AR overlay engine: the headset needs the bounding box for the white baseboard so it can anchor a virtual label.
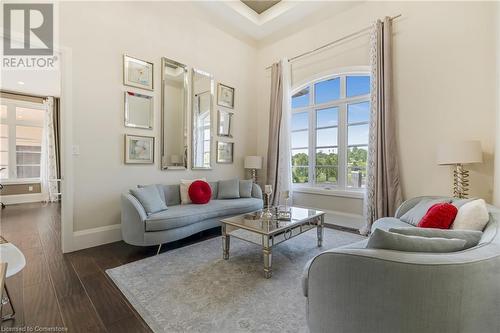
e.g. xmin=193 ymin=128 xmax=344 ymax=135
xmin=1 ymin=193 xmax=45 ymax=205
xmin=70 ymin=223 xmax=122 ymax=252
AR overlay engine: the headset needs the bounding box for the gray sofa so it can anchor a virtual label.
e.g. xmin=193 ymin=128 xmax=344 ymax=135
xmin=303 ymin=196 xmax=500 ymax=333
xmin=121 ymin=182 xmax=263 ymax=247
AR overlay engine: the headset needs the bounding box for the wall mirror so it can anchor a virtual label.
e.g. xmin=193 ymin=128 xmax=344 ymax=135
xmin=124 ymin=91 xmax=153 ymax=129
xmin=191 ymin=68 xmax=214 ymax=169
xmin=161 ymin=57 xmax=188 ymax=170
xmin=217 ymin=109 xmax=233 ymax=137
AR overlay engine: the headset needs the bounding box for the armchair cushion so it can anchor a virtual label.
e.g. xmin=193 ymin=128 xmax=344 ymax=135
xmin=130 ymin=185 xmax=168 ymax=216
xmin=366 ymin=229 xmax=466 ymax=253
xmin=417 ymin=203 xmax=457 ymax=229
xmin=451 ymin=199 xmax=490 ymax=231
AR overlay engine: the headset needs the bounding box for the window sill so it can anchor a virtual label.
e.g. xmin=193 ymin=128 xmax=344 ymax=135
xmin=0 ymin=179 xmax=41 ymax=185
xmin=293 ymin=186 xmax=365 ymax=199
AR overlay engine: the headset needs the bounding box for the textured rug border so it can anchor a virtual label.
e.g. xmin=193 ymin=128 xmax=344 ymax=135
xmin=107 ymin=266 xmax=164 ymax=333
xmin=106 ymin=237 xmax=224 ymax=333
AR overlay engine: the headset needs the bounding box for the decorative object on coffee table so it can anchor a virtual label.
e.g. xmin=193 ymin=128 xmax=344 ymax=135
xmin=244 ymin=156 xmax=262 ymax=183
xmin=221 ymin=207 xmax=325 ymax=278
xmin=437 ymin=140 xmax=482 ymax=198
xmin=262 ymin=185 xmax=273 ymax=220
xmin=278 ymin=190 xmax=291 ymax=220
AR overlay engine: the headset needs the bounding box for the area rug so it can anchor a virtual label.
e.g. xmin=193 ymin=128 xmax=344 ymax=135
xmin=106 ymin=228 xmax=365 ymax=333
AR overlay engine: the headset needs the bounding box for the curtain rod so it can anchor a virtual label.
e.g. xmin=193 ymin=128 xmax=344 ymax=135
xmin=265 ymin=14 xmax=402 ymax=70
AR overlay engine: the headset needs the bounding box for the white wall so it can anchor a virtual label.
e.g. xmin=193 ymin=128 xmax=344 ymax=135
xmin=59 ymin=1 xmax=498 ymax=249
xmin=494 ymin=2 xmax=500 ymax=207
xmin=60 ymin=2 xmax=258 ymax=232
xmin=256 ymin=1 xmax=497 ymax=215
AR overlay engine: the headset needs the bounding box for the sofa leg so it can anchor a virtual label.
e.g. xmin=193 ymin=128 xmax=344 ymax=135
xmin=157 ymin=244 xmax=162 ymax=255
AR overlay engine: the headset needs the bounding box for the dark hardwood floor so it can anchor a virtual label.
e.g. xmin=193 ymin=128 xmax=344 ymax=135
xmin=0 ymin=202 xmax=220 ymax=332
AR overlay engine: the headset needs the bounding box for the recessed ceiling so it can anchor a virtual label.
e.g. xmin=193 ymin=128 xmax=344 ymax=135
xmin=241 ymin=1 xmax=281 ymax=14
xmin=196 ymin=1 xmax=363 ymax=42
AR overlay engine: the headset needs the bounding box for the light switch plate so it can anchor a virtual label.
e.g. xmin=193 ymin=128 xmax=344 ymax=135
xmin=72 ymin=145 xmax=80 ymax=155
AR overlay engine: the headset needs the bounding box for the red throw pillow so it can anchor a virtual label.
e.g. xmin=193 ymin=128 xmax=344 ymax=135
xmin=188 ymin=180 xmax=212 ymax=204
xmin=417 ymin=203 xmax=458 ymax=229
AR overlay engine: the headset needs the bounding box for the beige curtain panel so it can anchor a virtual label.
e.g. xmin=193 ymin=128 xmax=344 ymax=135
xmin=267 ymin=62 xmax=284 ymax=206
xmin=362 ymin=17 xmax=403 ymax=234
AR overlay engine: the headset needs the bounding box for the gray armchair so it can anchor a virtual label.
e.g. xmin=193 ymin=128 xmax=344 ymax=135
xmin=303 ymin=196 xmax=500 ymax=333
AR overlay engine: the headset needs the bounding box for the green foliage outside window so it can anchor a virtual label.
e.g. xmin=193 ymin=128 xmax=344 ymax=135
xmin=292 ymin=147 xmax=368 ymax=186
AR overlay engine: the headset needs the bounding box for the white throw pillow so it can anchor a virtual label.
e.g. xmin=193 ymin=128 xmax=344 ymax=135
xmin=180 ymin=178 xmax=206 ymax=205
xmin=451 ymin=199 xmax=489 ymax=231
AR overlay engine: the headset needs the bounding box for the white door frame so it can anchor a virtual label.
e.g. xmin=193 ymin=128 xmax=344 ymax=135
xmin=60 ymin=47 xmax=75 ymax=253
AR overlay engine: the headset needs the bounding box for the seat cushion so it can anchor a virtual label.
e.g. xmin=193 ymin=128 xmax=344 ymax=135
xmin=145 ymin=198 xmax=263 ymax=232
xmin=371 ymin=217 xmax=413 ymax=233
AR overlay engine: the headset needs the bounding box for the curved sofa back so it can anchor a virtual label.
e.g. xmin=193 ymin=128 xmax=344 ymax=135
xmin=145 ymin=181 xmax=263 ymax=207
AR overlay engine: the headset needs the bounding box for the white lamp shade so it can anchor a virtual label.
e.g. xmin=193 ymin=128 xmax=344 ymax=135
xmin=170 ymin=155 xmax=181 ymax=164
xmin=244 ymin=156 xmax=262 ymax=169
xmin=437 ymin=140 xmax=483 ymax=165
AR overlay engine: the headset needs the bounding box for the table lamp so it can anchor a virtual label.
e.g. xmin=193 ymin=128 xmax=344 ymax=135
xmin=437 ymin=140 xmax=482 ymax=198
xmin=171 ymin=155 xmax=181 ymax=166
xmin=244 ymin=156 xmax=263 ymax=183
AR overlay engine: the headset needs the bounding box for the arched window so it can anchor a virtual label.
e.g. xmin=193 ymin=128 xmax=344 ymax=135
xmin=291 ymin=71 xmax=370 ymax=193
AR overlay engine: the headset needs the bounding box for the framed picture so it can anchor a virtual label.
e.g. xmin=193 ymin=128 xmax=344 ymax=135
xmin=217 ymin=83 xmax=234 ymax=109
xmin=124 ymin=91 xmax=153 ymax=129
xmin=217 ymin=109 xmax=233 ymax=137
xmin=123 ymin=55 xmax=154 ymax=91
xmin=125 ymin=134 xmax=154 ymax=164
xmin=216 ymin=141 xmax=233 ymax=164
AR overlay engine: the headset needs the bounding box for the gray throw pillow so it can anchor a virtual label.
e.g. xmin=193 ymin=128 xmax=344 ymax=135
xmin=218 ymin=179 xmax=240 ymax=199
xmin=400 ymin=198 xmax=450 ymax=226
xmin=137 ymin=184 xmax=166 ymax=204
xmin=366 ymin=229 xmax=466 ymax=253
xmin=389 ymin=227 xmax=483 ymax=249
xmin=130 ymin=185 xmax=168 ymax=215
xmin=239 ymin=180 xmax=253 ymax=198
xmin=251 ymin=183 xmax=262 ymax=199
xmin=209 ymin=182 xmax=218 ymax=200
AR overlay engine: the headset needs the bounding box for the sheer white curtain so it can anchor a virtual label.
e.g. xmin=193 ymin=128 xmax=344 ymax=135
xmin=266 ymin=58 xmax=292 ymax=206
xmin=41 ymin=97 xmax=59 ymax=202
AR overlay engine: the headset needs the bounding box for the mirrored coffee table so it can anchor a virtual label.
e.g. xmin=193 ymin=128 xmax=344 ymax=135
xmin=220 ymin=207 xmax=325 ymax=278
